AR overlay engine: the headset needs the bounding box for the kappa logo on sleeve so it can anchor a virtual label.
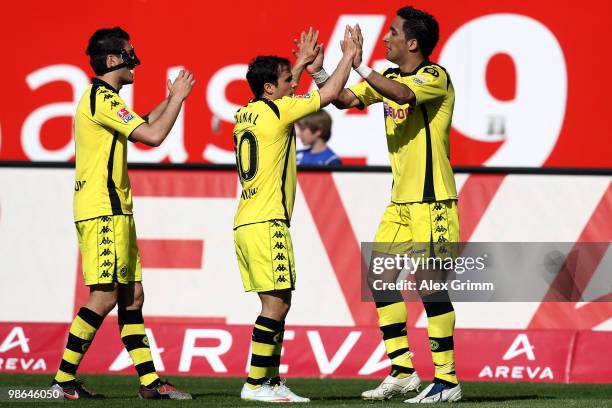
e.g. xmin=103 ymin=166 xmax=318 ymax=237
xmin=116 ymin=107 xmax=135 ymax=123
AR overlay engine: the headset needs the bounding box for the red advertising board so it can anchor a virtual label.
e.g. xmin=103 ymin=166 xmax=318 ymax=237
xmin=1 ymin=322 xmax=609 ymax=383
xmin=1 ymin=0 xmax=611 ymax=167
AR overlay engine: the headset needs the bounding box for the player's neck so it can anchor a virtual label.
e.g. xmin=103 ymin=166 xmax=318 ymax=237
xmin=398 ymin=55 xmax=425 ymax=75
xmin=95 ymin=75 xmax=122 ymax=92
xmin=309 ymin=139 xmax=327 ymax=154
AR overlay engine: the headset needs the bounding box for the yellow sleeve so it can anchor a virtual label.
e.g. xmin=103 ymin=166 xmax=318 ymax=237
xmin=348 ymin=79 xmax=383 ymax=108
xmin=401 ymin=65 xmax=448 ymax=106
xmin=275 ymin=90 xmax=321 ymax=126
xmin=94 ymin=93 xmax=145 ymax=137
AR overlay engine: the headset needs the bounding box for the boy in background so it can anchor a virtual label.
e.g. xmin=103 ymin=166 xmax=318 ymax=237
xmin=296 ymin=110 xmax=341 ymax=165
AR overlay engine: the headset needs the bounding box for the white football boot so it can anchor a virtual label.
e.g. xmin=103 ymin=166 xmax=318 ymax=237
xmin=361 ymin=372 xmax=422 ymax=401
xmin=273 ymin=380 xmax=310 ymax=403
xmin=404 ymin=382 xmax=462 ymax=403
xmin=241 ymin=382 xmax=290 ymax=403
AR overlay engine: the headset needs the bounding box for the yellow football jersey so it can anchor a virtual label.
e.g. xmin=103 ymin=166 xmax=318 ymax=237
xmin=350 ymin=61 xmax=457 ymax=203
xmin=73 ymin=78 xmax=145 ymax=222
xmin=233 ymin=91 xmax=321 ymax=229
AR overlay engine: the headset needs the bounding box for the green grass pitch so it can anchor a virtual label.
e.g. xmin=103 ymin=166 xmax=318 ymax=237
xmin=0 ymin=374 xmax=610 ymax=407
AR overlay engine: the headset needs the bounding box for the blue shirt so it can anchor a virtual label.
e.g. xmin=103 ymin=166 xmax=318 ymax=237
xmin=296 ymin=147 xmax=342 ymax=166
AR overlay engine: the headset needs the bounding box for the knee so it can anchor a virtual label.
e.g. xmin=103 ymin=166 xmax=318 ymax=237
xmin=131 ymin=287 xmax=144 ymax=309
xmin=94 ymin=296 xmax=118 ymax=316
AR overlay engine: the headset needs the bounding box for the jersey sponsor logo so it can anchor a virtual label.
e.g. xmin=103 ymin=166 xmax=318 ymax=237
xmin=383 ymin=103 xmax=412 ymax=120
xmin=116 ymin=107 xmax=135 ymax=123
xmin=294 ymin=93 xmax=311 ymax=99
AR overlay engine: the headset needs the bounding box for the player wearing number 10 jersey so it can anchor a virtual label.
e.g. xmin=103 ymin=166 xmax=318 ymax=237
xmin=233 ymin=27 xmax=358 ymax=403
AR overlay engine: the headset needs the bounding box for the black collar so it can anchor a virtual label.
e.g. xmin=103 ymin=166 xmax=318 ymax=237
xmin=91 ymin=77 xmax=119 ymax=93
xmin=250 ymin=97 xmax=280 ymax=119
xmin=391 ymin=59 xmax=431 ymax=77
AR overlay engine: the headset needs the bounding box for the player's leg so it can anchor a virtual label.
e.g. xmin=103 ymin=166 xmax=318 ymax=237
xmin=236 ymin=221 xmax=308 ymax=403
xmin=114 ymin=215 xmax=191 ymax=400
xmin=405 ymin=200 xmax=461 ymax=404
xmin=52 ymin=216 xmax=119 ymax=399
xmin=362 ymin=204 xmax=421 ymax=401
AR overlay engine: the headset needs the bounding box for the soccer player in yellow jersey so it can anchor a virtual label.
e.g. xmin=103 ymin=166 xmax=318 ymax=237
xmin=307 ymin=7 xmax=462 ymax=404
xmin=51 ymin=27 xmax=193 ymax=400
xmin=234 ymin=27 xmax=357 ymax=403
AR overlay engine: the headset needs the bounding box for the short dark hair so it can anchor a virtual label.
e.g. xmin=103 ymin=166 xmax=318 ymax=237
xmin=396 ymin=6 xmax=439 ymax=58
xmin=297 ymin=110 xmax=333 ymax=142
xmin=86 ymin=27 xmax=130 ymax=75
xmin=246 ymin=56 xmax=291 ymax=98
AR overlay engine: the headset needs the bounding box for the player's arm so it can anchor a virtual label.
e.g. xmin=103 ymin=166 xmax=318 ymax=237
xmin=317 ymin=26 xmax=357 ymax=107
xmin=304 ymin=44 xmax=361 ymax=109
xmin=129 ymin=70 xmax=195 ymax=146
xmin=142 ymin=97 xmax=169 ymax=123
xmin=350 ymin=24 xmax=415 ymax=106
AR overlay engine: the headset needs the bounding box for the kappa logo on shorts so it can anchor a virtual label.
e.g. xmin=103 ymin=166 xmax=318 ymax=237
xmin=100 ymin=270 xmax=111 ymax=278
xmin=119 ymin=265 xmax=127 ymax=277
xmin=272 ymin=221 xmax=281 ymax=227
xmin=273 ymin=242 xmax=285 ymax=250
xmin=435 ymin=226 xmax=448 ymax=233
xmin=433 ymin=203 xmax=443 ymax=211
xmin=100 ymin=216 xmax=111 ymax=222
xmin=275 ymin=264 xmax=287 ymax=272
xmin=99 ymin=226 xmax=112 ymax=234
xmin=100 ymin=248 xmax=112 ymax=257
xmin=100 ymin=260 xmax=113 ymax=268
xmin=437 ymin=246 xmax=448 ymax=254
xmin=273 ymin=231 xmax=284 ymax=238
xmin=100 ymin=237 xmax=113 ymax=245
xmin=274 ymin=253 xmax=287 ymax=261
xmin=437 ymin=236 xmax=448 ymax=243
xmin=277 ymin=275 xmax=288 ymax=283
xmin=434 ymin=214 xmax=445 ymax=222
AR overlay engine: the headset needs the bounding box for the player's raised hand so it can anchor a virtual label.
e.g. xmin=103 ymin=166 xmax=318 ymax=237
xmin=293 ymin=27 xmax=321 ymax=68
xmin=167 ymin=69 xmax=196 ymax=101
xmin=352 ymin=24 xmax=364 ymax=68
xmin=305 ymin=43 xmax=325 ymax=74
xmin=340 ymin=25 xmax=357 ymax=58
